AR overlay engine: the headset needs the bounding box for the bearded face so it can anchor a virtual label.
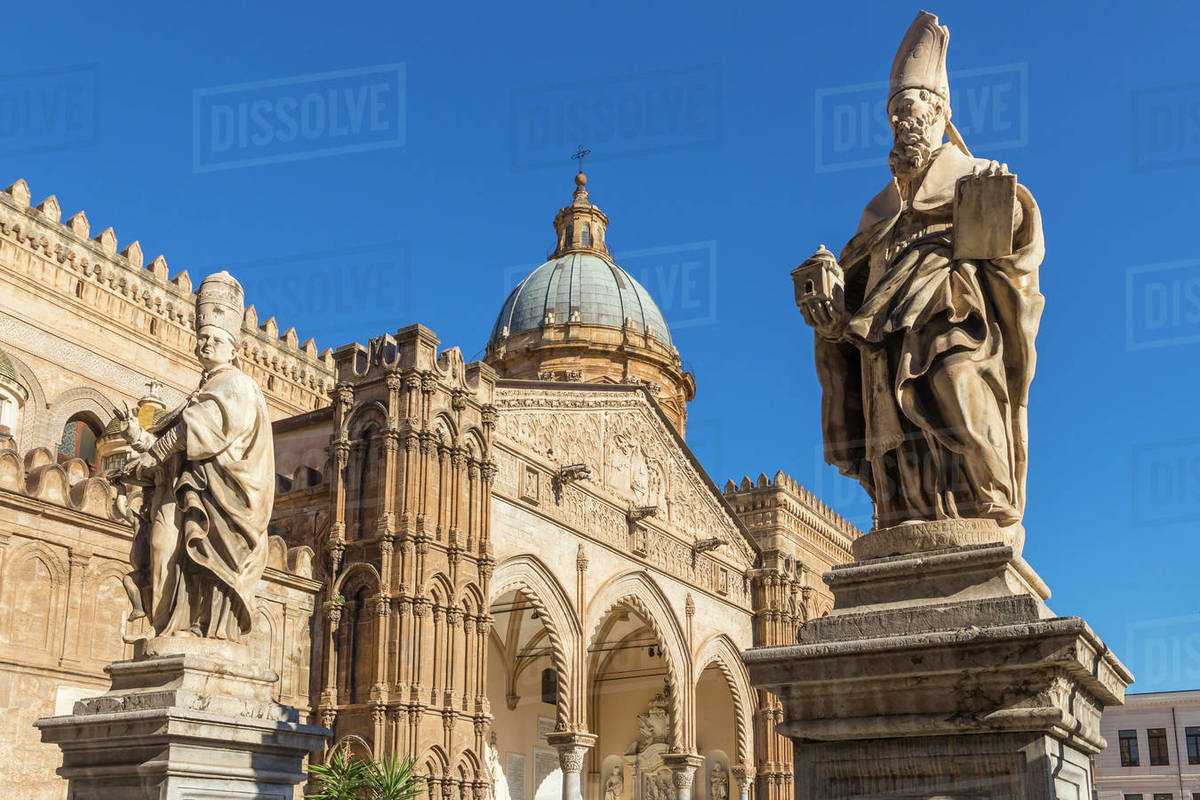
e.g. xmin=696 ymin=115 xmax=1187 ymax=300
xmin=888 ymin=89 xmax=947 ymax=178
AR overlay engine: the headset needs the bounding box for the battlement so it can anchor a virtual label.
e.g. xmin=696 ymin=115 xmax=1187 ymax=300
xmin=0 ymin=179 xmax=335 ymax=416
xmin=724 ymin=469 xmax=861 ymax=542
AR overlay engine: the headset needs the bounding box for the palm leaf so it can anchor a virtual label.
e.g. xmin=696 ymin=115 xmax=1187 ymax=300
xmin=368 ymin=755 xmax=425 ymax=800
xmin=306 ymin=744 xmax=372 ymax=800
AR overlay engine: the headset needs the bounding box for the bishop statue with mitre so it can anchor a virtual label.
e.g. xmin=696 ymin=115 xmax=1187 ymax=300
xmin=794 ymin=11 xmax=1044 ymax=530
xmin=113 ymin=271 xmax=274 ymax=642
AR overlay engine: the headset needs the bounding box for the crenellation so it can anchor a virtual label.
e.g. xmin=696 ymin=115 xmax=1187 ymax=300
xmin=93 ymin=226 xmax=117 ymax=254
xmin=0 ymin=180 xmax=334 ymax=417
xmin=6 ymin=179 xmax=30 ymax=207
xmin=36 ymin=195 xmax=60 ymax=223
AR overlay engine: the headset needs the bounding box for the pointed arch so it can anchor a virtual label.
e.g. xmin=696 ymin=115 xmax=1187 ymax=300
xmin=490 ymin=554 xmax=579 ymax=730
xmin=694 ymin=633 xmax=755 ymax=764
xmin=1 ymin=541 xmax=68 ymax=652
xmin=585 ymin=571 xmax=690 ymax=751
xmin=332 ymin=561 xmax=381 ymax=596
xmin=344 ymin=400 xmax=388 ymax=437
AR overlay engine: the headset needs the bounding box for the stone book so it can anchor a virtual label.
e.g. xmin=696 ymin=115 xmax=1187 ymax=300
xmin=953 ymin=171 xmax=1016 ymax=260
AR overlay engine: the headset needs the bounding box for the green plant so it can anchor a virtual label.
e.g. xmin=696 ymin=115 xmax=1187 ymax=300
xmin=307 ymin=747 xmax=424 ymax=800
xmin=369 ymin=755 xmax=424 ymax=800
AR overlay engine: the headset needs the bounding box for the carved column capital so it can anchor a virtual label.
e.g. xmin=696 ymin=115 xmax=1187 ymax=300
xmin=480 ymin=404 xmax=498 ymax=428
xmin=546 ymin=731 xmax=597 ymax=774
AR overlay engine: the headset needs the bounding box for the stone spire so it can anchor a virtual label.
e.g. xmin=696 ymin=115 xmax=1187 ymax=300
xmin=552 ymin=171 xmax=610 ymax=258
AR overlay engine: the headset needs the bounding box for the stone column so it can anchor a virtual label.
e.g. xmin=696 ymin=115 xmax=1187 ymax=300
xmin=546 ymin=731 xmax=596 ymax=800
xmin=730 ymin=765 xmax=753 ymax=800
xmin=662 ymin=754 xmax=704 ymax=800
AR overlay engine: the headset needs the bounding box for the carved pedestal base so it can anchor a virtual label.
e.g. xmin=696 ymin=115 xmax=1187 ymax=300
xmin=35 ymin=638 xmax=329 ymax=800
xmin=744 ymin=540 xmax=1132 ymax=800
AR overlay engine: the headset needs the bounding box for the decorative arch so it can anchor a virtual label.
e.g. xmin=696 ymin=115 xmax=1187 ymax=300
xmin=0 ymin=349 xmax=47 ymax=451
xmin=1 ymin=541 xmax=68 ymax=652
xmin=336 ymin=733 xmax=374 ymax=761
xmin=345 ymin=401 xmax=388 ymax=436
xmin=332 ymin=561 xmax=381 ymax=597
xmin=424 ymin=571 xmax=455 ymax=607
xmin=463 ymin=427 xmax=486 ymax=460
xmin=433 ymin=411 xmax=458 ymax=445
xmin=693 ymin=634 xmax=755 ymax=764
xmin=45 ymin=386 xmax=114 ymax=444
xmin=585 ymin=571 xmax=690 ymax=751
xmin=490 ymin=554 xmax=579 ymax=730
xmin=421 ymin=743 xmax=450 ymax=781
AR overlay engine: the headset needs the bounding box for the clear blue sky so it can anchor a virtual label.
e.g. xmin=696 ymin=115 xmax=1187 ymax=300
xmin=6 ymin=1 xmax=1198 ymax=691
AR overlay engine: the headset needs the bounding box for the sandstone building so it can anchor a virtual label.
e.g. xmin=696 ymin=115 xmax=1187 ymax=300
xmin=0 ymin=173 xmax=857 ymax=800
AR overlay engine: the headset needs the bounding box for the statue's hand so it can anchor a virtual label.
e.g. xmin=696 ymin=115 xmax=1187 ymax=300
xmin=113 ymin=401 xmax=151 ymax=451
xmin=970 ymin=159 xmax=1010 ymax=179
xmin=112 ymin=451 xmax=158 ymax=486
xmin=799 ymin=297 xmax=848 ymax=342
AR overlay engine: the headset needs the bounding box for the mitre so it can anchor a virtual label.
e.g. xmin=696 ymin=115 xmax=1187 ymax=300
xmin=195 ymin=270 xmax=245 ymax=341
xmin=890 ymin=10 xmax=950 ymax=102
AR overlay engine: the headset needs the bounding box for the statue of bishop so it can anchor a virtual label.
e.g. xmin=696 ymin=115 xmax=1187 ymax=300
xmin=113 ymin=271 xmax=274 ymax=642
xmin=795 ymin=11 xmax=1044 ymax=529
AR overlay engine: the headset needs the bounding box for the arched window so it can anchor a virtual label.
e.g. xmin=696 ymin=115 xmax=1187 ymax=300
xmin=58 ymin=414 xmax=100 ymax=470
xmin=565 ymin=225 xmax=574 ymax=249
xmin=541 ymin=667 xmax=557 ymax=705
xmin=580 ymin=224 xmax=592 ymax=247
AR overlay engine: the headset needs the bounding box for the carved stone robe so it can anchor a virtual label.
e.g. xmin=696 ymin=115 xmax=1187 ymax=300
xmin=817 ymin=145 xmax=1044 ymax=527
xmin=137 ymin=363 xmax=274 ymax=640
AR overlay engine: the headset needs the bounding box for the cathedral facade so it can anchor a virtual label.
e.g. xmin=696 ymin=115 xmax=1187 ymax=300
xmin=0 ymin=173 xmax=857 ymax=800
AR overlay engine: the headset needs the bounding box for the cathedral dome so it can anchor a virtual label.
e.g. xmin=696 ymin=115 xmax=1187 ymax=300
xmin=484 ymin=171 xmax=695 ymax=436
xmin=488 ymin=253 xmax=672 ymax=346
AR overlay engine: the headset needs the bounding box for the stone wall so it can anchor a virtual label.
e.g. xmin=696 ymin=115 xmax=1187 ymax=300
xmin=0 ymin=440 xmax=320 ymax=800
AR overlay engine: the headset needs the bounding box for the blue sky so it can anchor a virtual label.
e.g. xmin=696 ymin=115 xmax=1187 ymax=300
xmin=5 ymin=1 xmax=1198 ymax=691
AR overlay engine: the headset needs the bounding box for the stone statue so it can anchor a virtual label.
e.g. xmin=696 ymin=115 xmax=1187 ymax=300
xmin=604 ymin=765 xmax=624 ymax=800
xmin=111 ymin=271 xmax=274 ymax=642
xmin=794 ymin=11 xmax=1043 ymax=530
xmin=709 ymin=762 xmax=728 ymax=800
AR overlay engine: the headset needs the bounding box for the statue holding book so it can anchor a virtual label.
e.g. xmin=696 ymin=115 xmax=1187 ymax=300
xmin=793 ymin=11 xmax=1044 ymax=530
xmin=109 ymin=271 xmax=274 ymax=642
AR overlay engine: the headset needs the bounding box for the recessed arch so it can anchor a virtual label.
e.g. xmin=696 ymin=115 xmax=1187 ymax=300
xmin=694 ymin=633 xmax=755 ymax=765
xmin=332 ymin=561 xmax=381 ymax=597
xmin=0 ymin=349 xmax=46 ymax=451
xmin=585 ymin=571 xmax=690 ymax=751
xmin=489 ymin=555 xmax=577 ymax=730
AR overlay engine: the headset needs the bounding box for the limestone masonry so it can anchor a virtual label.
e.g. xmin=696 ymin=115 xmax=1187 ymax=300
xmin=0 ymin=172 xmax=855 ymax=800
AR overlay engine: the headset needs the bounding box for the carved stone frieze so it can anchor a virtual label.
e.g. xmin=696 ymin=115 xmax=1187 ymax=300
xmin=494 ymin=388 xmax=755 ymax=569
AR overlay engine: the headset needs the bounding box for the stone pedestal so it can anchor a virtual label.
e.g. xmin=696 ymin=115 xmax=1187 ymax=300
xmin=35 ymin=637 xmax=330 ymax=800
xmin=743 ymin=523 xmax=1132 ymax=800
